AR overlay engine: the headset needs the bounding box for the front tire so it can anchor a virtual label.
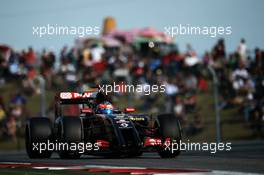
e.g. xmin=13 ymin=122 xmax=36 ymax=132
xmin=156 ymin=114 xmax=182 ymax=158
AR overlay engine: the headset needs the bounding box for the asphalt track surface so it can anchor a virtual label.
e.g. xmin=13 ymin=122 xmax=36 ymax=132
xmin=0 ymin=141 xmax=263 ymax=174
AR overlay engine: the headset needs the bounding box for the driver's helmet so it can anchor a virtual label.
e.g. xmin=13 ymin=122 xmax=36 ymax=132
xmin=97 ymin=101 xmax=114 ymax=114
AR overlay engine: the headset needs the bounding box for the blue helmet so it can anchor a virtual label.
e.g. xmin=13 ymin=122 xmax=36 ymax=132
xmin=97 ymin=101 xmax=113 ymax=114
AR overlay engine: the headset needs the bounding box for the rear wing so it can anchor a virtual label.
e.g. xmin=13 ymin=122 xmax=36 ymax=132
xmin=57 ymin=91 xmax=98 ymax=104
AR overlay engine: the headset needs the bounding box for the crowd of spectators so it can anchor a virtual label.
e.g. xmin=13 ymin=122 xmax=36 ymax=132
xmin=0 ymin=37 xmax=263 ymax=142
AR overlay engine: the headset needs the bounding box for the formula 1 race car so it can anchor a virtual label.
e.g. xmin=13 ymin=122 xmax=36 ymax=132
xmin=25 ymin=90 xmax=182 ymax=159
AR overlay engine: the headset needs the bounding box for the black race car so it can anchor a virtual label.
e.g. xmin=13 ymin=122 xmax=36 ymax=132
xmin=25 ymin=90 xmax=182 ymax=159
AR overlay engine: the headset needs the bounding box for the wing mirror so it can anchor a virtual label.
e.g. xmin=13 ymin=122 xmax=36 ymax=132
xmin=81 ymin=107 xmax=93 ymax=114
xmin=124 ymin=107 xmax=136 ymax=113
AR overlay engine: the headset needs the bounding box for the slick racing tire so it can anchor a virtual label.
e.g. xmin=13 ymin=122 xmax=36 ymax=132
xmin=156 ymin=114 xmax=182 ymax=158
xmin=25 ymin=117 xmax=53 ymax=159
xmin=58 ymin=117 xmax=82 ymax=159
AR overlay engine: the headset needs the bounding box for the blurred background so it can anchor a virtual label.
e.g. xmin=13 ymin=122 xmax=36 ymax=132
xmin=0 ymin=0 xmax=264 ymax=150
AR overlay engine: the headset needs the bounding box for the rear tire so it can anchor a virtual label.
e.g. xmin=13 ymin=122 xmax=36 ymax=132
xmin=58 ymin=117 xmax=82 ymax=159
xmin=25 ymin=117 xmax=53 ymax=159
xmin=156 ymin=114 xmax=181 ymax=158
